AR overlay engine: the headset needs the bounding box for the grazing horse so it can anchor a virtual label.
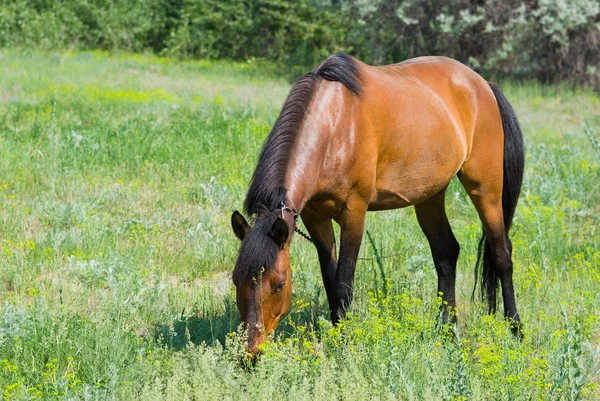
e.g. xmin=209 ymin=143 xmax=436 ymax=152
xmin=231 ymin=54 xmax=524 ymax=355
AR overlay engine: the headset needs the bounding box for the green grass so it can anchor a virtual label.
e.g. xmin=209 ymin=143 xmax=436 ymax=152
xmin=0 ymin=49 xmax=599 ymax=400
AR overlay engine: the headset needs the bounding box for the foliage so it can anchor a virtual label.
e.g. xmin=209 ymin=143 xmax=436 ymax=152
xmin=0 ymin=0 xmax=598 ymax=86
xmin=0 ymin=49 xmax=599 ymax=399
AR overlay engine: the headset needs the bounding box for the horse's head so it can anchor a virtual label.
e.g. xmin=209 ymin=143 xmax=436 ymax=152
xmin=230 ymin=210 xmax=293 ymax=356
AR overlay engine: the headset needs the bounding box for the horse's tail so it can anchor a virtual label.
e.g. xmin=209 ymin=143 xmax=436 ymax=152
xmin=475 ymin=83 xmax=525 ymax=313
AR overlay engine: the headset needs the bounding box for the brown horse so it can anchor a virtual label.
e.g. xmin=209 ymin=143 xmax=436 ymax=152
xmin=231 ymin=54 xmax=524 ymax=355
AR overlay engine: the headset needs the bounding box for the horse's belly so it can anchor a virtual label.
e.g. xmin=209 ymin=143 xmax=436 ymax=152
xmin=368 ymin=155 xmax=462 ymax=211
xmin=368 ymin=189 xmax=413 ymax=210
xmin=368 ymin=180 xmax=449 ymax=211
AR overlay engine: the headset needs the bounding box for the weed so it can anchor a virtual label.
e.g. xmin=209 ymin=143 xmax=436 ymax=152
xmin=0 ymin=49 xmax=598 ymax=400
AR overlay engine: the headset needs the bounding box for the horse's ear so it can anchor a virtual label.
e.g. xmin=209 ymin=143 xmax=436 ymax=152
xmin=271 ymin=217 xmax=289 ymax=248
xmin=231 ymin=211 xmax=250 ymax=241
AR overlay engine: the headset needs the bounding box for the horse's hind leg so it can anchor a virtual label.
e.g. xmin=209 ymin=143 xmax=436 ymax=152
xmin=414 ymin=189 xmax=460 ymax=324
xmin=458 ymin=171 xmax=521 ymax=332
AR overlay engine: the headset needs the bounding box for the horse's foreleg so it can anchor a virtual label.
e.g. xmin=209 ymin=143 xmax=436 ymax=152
xmin=331 ymin=199 xmax=367 ymax=325
xmin=301 ymin=213 xmax=338 ymax=312
xmin=414 ymin=189 xmax=460 ymax=324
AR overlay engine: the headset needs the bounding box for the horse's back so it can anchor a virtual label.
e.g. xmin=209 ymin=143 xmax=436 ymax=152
xmin=353 ymin=57 xmax=504 ymax=209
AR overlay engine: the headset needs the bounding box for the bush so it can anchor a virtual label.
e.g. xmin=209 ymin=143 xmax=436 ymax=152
xmin=0 ymin=0 xmax=598 ymax=88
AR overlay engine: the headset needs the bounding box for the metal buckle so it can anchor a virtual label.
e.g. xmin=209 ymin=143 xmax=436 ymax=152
xmin=276 ymin=201 xmax=297 ymax=220
xmin=275 ymin=201 xmax=312 ymax=243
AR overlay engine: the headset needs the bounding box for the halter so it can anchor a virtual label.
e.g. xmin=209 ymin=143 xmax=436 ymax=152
xmin=276 ymin=201 xmax=313 ymax=243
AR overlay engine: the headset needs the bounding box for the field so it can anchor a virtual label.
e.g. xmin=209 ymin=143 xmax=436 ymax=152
xmin=0 ymin=49 xmax=599 ymax=400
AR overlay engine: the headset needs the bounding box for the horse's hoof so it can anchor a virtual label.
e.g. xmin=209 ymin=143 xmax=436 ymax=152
xmin=509 ymin=319 xmax=524 ymax=340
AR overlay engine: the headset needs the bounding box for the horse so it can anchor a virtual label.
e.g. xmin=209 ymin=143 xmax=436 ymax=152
xmin=230 ymin=53 xmax=524 ymax=356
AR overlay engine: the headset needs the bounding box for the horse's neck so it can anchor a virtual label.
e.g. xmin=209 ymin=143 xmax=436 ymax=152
xmin=283 ymin=118 xmax=332 ymax=213
xmin=283 ymin=80 xmax=351 ymax=213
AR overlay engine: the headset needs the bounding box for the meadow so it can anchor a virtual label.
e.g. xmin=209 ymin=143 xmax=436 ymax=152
xmin=0 ymin=49 xmax=599 ymax=400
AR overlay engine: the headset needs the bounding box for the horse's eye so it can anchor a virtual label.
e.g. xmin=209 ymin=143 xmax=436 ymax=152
xmin=274 ymin=281 xmax=285 ymax=292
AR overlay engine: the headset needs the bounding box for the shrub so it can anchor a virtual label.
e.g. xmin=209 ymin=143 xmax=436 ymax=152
xmin=0 ymin=1 xmax=598 ymax=87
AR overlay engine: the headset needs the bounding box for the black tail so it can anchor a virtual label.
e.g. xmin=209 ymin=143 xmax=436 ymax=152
xmin=475 ymin=83 xmax=525 ymax=313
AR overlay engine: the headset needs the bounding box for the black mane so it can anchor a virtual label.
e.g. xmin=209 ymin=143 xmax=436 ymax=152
xmin=232 ymin=214 xmax=280 ymax=286
xmin=243 ymin=53 xmax=362 ymax=216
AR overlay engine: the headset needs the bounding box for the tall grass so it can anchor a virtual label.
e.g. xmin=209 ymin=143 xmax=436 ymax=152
xmin=0 ymin=49 xmax=599 ymax=400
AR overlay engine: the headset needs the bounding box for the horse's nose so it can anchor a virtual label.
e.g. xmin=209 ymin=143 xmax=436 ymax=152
xmin=248 ymin=334 xmax=265 ymax=357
